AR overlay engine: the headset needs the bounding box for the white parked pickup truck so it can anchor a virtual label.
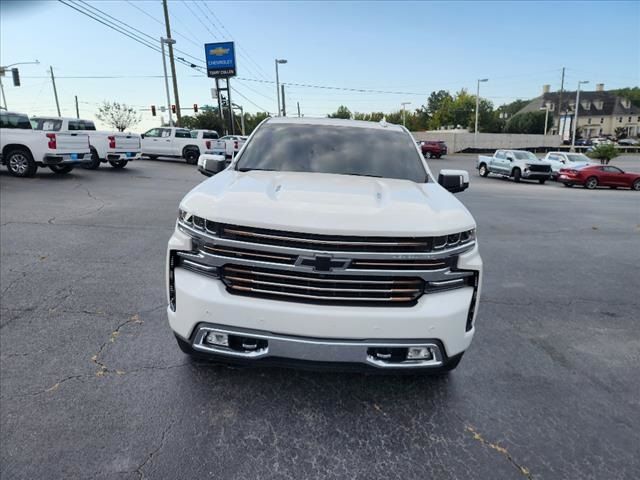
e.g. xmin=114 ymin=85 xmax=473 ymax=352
xmin=541 ymin=151 xmax=594 ymax=179
xmin=1 ymin=111 xmax=90 ymax=177
xmin=31 ymin=117 xmax=141 ymax=170
xmin=477 ymin=150 xmax=552 ymax=183
xmin=141 ymin=127 xmax=207 ymax=164
xmin=167 ymin=117 xmax=482 ymax=373
xmin=209 ymin=135 xmax=247 ymax=159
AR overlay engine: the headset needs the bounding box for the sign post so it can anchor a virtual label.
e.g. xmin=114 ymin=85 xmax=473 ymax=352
xmin=205 ymin=42 xmax=237 ymax=135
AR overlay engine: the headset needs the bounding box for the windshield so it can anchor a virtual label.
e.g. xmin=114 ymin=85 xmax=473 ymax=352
xmin=567 ymin=154 xmax=589 ymax=162
xmin=236 ymin=123 xmax=429 ymax=183
xmin=513 ymin=151 xmax=538 ymax=161
xmin=31 ymin=118 xmax=62 ymax=131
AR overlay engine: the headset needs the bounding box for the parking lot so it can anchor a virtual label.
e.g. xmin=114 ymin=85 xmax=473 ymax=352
xmin=1 ymin=154 xmax=639 ymax=479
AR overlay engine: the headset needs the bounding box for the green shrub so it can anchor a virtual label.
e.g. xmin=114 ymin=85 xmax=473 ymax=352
xmin=587 ymin=144 xmax=619 ymax=165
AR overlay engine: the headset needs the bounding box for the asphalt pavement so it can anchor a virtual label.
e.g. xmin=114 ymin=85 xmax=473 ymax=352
xmin=1 ymin=155 xmax=639 ymax=479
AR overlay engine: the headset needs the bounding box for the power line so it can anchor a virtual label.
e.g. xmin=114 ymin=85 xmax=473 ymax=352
xmin=230 ymin=87 xmax=271 ymax=113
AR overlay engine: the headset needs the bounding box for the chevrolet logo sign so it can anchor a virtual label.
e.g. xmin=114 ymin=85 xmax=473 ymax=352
xmin=209 ymin=47 xmax=230 ymax=56
xmin=296 ymin=255 xmax=351 ymax=272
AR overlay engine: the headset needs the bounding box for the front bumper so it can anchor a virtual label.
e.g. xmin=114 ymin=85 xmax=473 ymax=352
xmin=522 ymin=170 xmax=551 ymax=180
xmin=106 ymin=152 xmax=141 ymax=161
xmin=166 ymin=228 xmax=482 ymax=370
xmin=41 ymin=153 xmax=90 ymax=165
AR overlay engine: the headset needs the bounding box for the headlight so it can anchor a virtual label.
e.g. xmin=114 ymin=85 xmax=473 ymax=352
xmin=178 ymin=209 xmax=217 ymax=234
xmin=432 ymin=228 xmax=475 ymax=251
xmin=178 ymin=208 xmax=192 ymax=225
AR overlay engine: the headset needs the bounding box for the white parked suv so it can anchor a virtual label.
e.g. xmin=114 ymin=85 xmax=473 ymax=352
xmin=31 ymin=117 xmax=141 ymax=169
xmin=141 ymin=127 xmax=208 ymax=164
xmin=477 ymin=150 xmax=552 ymax=183
xmin=1 ymin=111 xmax=90 ymax=177
xmin=167 ymin=117 xmax=482 ymax=373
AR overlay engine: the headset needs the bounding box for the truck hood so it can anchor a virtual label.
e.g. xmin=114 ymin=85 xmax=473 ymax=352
xmin=180 ymin=171 xmax=475 ymax=236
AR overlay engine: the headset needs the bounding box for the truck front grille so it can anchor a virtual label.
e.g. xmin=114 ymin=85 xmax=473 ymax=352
xmin=529 ymin=164 xmax=551 ymax=173
xmin=221 ymin=265 xmax=424 ymax=306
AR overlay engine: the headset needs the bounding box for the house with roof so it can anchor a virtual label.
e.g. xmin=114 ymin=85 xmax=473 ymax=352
xmin=517 ymin=84 xmax=640 ymax=139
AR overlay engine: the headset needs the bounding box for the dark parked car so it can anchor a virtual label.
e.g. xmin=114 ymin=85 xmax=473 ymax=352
xmin=559 ymin=164 xmax=640 ymax=190
xmin=575 ymin=138 xmax=592 ymax=146
xmin=417 ymin=140 xmax=447 ymax=159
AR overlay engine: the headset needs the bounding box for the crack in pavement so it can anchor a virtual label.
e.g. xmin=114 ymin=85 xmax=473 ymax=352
xmin=134 ymin=420 xmax=175 ymax=479
xmin=465 ymin=425 xmax=533 ymax=479
xmin=91 ymin=313 xmax=144 ymax=377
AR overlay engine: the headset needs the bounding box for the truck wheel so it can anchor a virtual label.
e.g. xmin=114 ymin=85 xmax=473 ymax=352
xmin=109 ymin=160 xmax=128 ymax=169
xmin=6 ymin=148 xmax=37 ymax=177
xmin=512 ymin=168 xmax=521 ymax=183
xmin=49 ymin=165 xmax=74 ymax=174
xmin=478 ymin=163 xmax=489 ymax=177
xmin=183 ymin=147 xmax=199 ymax=165
xmin=584 ymin=176 xmax=598 ymax=189
xmin=83 ymin=148 xmax=101 ymax=170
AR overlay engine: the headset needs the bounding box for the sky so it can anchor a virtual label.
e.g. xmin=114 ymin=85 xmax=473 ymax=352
xmin=1 ymin=0 xmax=639 ymax=132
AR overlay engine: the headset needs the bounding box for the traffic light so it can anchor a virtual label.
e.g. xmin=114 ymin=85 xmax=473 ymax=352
xmin=171 ymin=105 xmax=176 ymax=114
xmin=151 ymin=105 xmax=156 ymax=116
xmin=11 ymin=68 xmax=20 ymax=87
xmin=193 ymin=104 xmax=198 ymax=113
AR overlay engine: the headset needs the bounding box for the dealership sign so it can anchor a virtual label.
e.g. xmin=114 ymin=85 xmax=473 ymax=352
xmin=204 ymin=42 xmax=237 ymax=78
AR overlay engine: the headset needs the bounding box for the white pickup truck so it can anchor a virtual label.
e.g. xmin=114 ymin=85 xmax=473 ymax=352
xmin=1 ymin=111 xmax=90 ymax=177
xmin=141 ymin=127 xmax=208 ymax=164
xmin=541 ymin=151 xmax=594 ymax=179
xmin=208 ymin=135 xmax=247 ymax=159
xmin=167 ymin=117 xmax=482 ymax=373
xmin=477 ymin=149 xmax=552 ymax=183
xmin=31 ymin=117 xmax=141 ymax=170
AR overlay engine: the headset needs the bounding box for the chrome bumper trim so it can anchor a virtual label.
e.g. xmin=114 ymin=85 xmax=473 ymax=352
xmin=192 ymin=325 xmax=444 ymax=368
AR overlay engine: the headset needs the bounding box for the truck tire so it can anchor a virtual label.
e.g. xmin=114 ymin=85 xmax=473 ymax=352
xmin=49 ymin=165 xmax=74 ymax=174
xmin=83 ymin=147 xmax=101 ymax=170
xmin=183 ymin=147 xmax=199 ymax=165
xmin=512 ymin=168 xmax=521 ymax=183
xmin=6 ymin=148 xmax=37 ymax=177
xmin=109 ymin=160 xmax=128 ymax=169
xmin=478 ymin=163 xmax=489 ymax=177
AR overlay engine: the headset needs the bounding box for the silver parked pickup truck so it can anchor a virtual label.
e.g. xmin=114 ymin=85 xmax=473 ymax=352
xmin=477 ymin=150 xmax=552 ymax=184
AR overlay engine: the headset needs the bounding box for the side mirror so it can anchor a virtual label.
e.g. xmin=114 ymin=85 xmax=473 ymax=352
xmin=197 ymin=154 xmax=226 ymax=177
xmin=506 ymin=156 xmax=514 ymax=161
xmin=438 ymin=169 xmax=469 ymax=193
xmin=140 ymin=134 xmax=145 ymax=139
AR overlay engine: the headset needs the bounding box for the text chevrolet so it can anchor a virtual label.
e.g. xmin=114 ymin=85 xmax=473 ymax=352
xmin=167 ymin=118 xmax=482 ymax=373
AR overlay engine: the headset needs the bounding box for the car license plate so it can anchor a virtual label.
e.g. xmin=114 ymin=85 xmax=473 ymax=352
xmin=71 ymin=153 xmax=78 ymax=160
xmin=560 ymin=175 xmax=567 ymax=179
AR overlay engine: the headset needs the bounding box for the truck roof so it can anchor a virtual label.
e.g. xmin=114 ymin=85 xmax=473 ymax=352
xmin=265 ymin=116 xmax=406 ymax=132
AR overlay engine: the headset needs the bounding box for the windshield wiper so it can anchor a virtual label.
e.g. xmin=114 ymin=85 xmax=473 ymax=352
xmin=342 ymin=172 xmax=383 ymax=178
xmin=236 ymin=167 xmax=275 ymax=172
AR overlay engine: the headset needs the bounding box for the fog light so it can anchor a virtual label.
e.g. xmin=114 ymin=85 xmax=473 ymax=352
xmin=407 ymin=346 xmax=434 ymax=360
xmin=205 ymin=332 xmax=229 ymax=347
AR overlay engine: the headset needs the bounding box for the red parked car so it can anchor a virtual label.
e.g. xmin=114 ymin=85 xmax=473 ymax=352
xmin=558 ymin=164 xmax=640 ymax=190
xmin=417 ymin=140 xmax=447 ymax=159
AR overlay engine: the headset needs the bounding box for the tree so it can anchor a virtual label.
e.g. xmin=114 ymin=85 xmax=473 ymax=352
xmin=427 ymin=90 xmax=453 ymax=116
xmin=587 ymin=143 xmax=619 ymax=165
xmin=328 ymin=105 xmax=352 ymax=119
xmin=95 ymin=101 xmax=141 ymax=131
xmin=504 ymin=111 xmax=548 ymax=134
xmin=611 ymin=87 xmax=640 ymax=108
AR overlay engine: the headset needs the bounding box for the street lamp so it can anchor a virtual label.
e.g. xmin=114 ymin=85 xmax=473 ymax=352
xmin=401 ymin=102 xmax=411 ymax=127
xmin=539 ymin=104 xmax=550 ymax=135
xmin=160 ymin=37 xmax=176 ymax=126
xmin=275 ymin=59 xmax=287 ymax=117
xmin=475 ymin=78 xmax=488 ymax=147
xmin=571 ymin=80 xmax=589 ymax=151
xmin=0 ymin=60 xmax=39 ymax=110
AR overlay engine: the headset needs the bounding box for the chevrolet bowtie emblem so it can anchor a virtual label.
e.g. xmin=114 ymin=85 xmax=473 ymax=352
xmin=296 ymin=255 xmax=351 ymax=272
xmin=209 ymin=47 xmax=230 ymax=56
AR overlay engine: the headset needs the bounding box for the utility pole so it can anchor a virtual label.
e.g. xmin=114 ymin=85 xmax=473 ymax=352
xmin=297 ymin=102 xmax=301 ymax=118
xmin=75 ymin=95 xmax=80 ymax=118
xmin=226 ymin=80 xmax=234 ymax=135
xmin=160 ymin=38 xmax=173 ymax=126
xmin=162 ymin=0 xmax=181 ymax=125
xmin=281 ymin=84 xmax=286 ymax=117
xmin=50 ymin=66 xmax=61 ymax=116
xmin=475 ymin=78 xmax=488 ymax=147
xmin=557 ymin=67 xmax=565 ymax=138
xmin=401 ymin=102 xmax=411 ymax=127
xmin=571 ymin=80 xmax=589 ymax=152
